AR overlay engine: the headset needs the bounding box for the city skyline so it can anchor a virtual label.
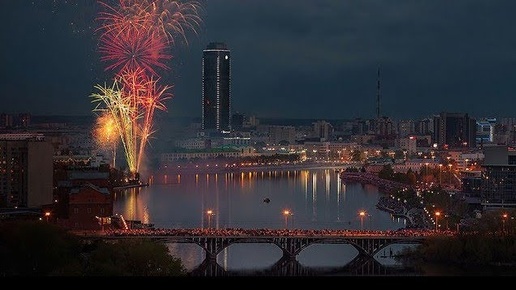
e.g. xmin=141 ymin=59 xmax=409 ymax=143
xmin=2 ymin=1 xmax=516 ymax=120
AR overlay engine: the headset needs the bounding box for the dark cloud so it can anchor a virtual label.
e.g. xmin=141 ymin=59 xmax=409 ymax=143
xmin=1 ymin=0 xmax=516 ymax=120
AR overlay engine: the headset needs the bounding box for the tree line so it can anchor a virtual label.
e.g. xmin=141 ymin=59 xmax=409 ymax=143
xmin=0 ymin=221 xmax=186 ymax=276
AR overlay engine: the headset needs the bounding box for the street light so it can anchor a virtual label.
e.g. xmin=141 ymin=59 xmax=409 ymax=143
xmin=206 ymin=210 xmax=215 ymax=228
xmin=359 ymin=210 xmax=367 ymax=230
xmin=502 ymin=213 xmax=508 ymax=234
xmin=435 ymin=211 xmax=441 ymax=231
xmin=448 ymin=164 xmax=453 ymax=185
xmin=283 ymin=209 xmax=292 ymax=228
xmin=439 ymin=164 xmax=443 ymax=187
xmin=44 ymin=211 xmax=51 ymax=222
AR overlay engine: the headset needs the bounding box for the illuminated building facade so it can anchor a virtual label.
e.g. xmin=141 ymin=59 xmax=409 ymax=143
xmin=481 ymin=145 xmax=516 ymax=207
xmin=202 ymin=42 xmax=231 ymax=132
xmin=0 ymin=134 xmax=53 ymax=208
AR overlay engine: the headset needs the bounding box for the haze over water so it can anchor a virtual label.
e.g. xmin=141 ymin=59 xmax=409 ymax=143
xmin=113 ymin=168 xmax=409 ymax=272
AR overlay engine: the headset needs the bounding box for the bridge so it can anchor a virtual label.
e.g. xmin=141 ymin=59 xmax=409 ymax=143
xmin=78 ymin=228 xmax=443 ymax=275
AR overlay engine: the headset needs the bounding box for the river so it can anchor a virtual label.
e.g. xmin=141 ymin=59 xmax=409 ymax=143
xmin=113 ymin=168 xmax=417 ymax=275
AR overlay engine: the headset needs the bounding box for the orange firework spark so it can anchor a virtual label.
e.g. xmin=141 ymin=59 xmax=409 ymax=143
xmin=94 ymin=112 xmax=119 ymax=147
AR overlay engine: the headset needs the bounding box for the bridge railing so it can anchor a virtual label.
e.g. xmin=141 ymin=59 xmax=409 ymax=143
xmin=76 ymin=227 xmax=456 ymax=239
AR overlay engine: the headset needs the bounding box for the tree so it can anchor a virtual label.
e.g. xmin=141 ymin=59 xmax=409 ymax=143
xmin=0 ymin=221 xmax=187 ymax=276
xmin=0 ymin=221 xmax=83 ymax=276
xmin=406 ymin=168 xmax=417 ymax=185
xmin=378 ymin=164 xmax=394 ymax=180
xmin=86 ymin=239 xmax=186 ymax=276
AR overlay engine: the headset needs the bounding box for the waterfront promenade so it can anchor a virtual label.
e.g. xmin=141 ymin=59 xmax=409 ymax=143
xmin=160 ymin=161 xmax=359 ymax=174
xmin=340 ymin=171 xmax=413 ymax=193
xmin=340 ymin=172 xmax=432 ymax=229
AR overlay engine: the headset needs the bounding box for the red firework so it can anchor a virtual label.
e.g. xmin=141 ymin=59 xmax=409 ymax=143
xmin=117 ymin=67 xmax=148 ymax=109
xmin=96 ymin=0 xmax=149 ymax=37
xmin=116 ymin=67 xmax=170 ymax=113
xmin=141 ymin=0 xmax=203 ymax=44
xmin=98 ymin=27 xmax=171 ymax=76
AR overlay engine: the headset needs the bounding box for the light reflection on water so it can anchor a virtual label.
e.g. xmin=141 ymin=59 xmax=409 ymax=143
xmin=114 ymin=168 xmax=411 ymax=273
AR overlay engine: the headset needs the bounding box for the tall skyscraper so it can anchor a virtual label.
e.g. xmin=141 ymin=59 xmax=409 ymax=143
xmin=202 ymin=42 xmax=231 ymax=132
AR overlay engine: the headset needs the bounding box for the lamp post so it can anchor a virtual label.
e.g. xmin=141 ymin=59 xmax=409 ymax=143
xmin=359 ymin=210 xmax=367 ymax=230
xmin=44 ymin=211 xmax=51 ymax=223
xmin=448 ymin=164 xmax=453 ymax=185
xmin=439 ymin=164 xmax=443 ymax=187
xmin=283 ymin=210 xmax=292 ymax=228
xmin=206 ymin=210 xmax=215 ymax=228
xmin=435 ymin=211 xmax=441 ymax=231
xmin=502 ymin=213 xmax=508 ymax=234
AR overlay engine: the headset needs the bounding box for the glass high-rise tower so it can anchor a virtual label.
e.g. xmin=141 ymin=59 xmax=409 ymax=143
xmin=202 ymin=42 xmax=231 ymax=132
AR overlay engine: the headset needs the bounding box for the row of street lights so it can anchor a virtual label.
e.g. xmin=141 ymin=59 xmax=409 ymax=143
xmin=204 ymin=209 xmax=370 ymax=229
xmin=436 ymin=163 xmax=454 ymax=187
xmin=434 ymin=210 xmax=511 ymax=233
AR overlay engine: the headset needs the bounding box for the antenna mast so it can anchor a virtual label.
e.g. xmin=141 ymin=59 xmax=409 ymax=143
xmin=376 ymin=66 xmax=381 ymax=119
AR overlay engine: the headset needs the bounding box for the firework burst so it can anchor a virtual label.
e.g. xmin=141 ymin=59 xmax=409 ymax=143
xmin=91 ymin=0 xmax=201 ymax=174
xmin=98 ymin=28 xmax=171 ymax=76
xmin=143 ymin=0 xmax=203 ymax=45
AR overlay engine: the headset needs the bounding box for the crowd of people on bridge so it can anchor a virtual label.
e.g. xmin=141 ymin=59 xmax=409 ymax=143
xmin=97 ymin=227 xmax=456 ymax=238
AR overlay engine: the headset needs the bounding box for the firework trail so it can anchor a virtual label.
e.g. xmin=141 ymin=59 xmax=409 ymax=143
xmin=91 ymin=0 xmax=202 ymax=174
xmin=91 ymin=79 xmax=138 ymax=172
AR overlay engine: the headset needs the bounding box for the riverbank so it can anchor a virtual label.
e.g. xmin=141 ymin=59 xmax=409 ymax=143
xmin=340 ymin=172 xmax=412 ymax=193
xmin=376 ymin=195 xmax=430 ymax=228
xmin=340 ymin=172 xmax=432 ymax=229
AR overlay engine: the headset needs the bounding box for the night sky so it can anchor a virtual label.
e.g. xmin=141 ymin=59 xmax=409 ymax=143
xmin=1 ymin=0 xmax=516 ymax=120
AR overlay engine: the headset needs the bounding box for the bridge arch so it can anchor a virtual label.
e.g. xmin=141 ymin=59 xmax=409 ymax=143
xmin=297 ymin=244 xmax=358 ymax=268
xmin=219 ymin=243 xmax=283 ymax=271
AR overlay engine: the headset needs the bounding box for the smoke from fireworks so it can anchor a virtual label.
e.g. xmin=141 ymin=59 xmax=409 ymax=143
xmin=91 ymin=0 xmax=201 ymax=174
